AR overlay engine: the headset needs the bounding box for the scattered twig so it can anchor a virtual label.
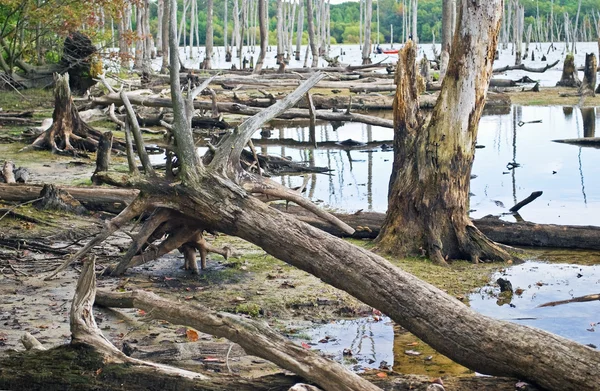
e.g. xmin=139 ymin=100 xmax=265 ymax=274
xmin=538 ymin=293 xmax=600 ymax=308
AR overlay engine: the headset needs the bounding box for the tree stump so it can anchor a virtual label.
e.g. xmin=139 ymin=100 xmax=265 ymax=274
xmin=579 ymin=53 xmax=597 ymax=96
xmin=556 ymin=53 xmax=581 ymax=87
xmin=22 ymin=73 xmax=116 ymax=156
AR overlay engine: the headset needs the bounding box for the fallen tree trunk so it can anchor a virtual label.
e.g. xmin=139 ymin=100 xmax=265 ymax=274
xmin=271 ymin=205 xmax=600 ymax=251
xmin=0 ymin=183 xmax=137 ymax=212
xmin=493 ymin=59 xmax=559 ymax=73
xmin=92 ymin=90 xmax=511 ymax=116
xmin=95 ymin=289 xmax=381 ymax=391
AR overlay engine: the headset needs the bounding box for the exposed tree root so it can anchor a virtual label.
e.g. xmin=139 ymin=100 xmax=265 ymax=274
xmin=110 ymin=208 xmax=231 ymax=276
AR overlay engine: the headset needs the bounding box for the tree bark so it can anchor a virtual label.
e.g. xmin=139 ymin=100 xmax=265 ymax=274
xmin=579 ymin=53 xmax=597 ymax=96
xmin=556 ymin=53 xmax=581 ymax=87
xmin=375 ymin=0 xmax=512 ymax=266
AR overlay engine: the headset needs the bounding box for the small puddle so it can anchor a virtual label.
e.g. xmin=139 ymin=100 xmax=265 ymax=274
xmin=469 ymin=261 xmax=600 ymax=348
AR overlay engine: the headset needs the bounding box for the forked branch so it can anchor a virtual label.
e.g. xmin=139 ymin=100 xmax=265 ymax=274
xmin=210 ymin=72 xmax=326 ymax=174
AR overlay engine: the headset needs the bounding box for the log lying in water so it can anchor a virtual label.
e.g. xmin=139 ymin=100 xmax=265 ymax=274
xmin=273 ymin=205 xmax=600 ymax=251
xmin=553 ymin=137 xmax=600 ymax=147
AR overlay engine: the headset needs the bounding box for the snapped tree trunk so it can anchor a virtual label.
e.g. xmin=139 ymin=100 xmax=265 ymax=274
xmin=579 ymin=52 xmax=596 ymax=96
xmin=375 ymin=0 xmax=512 ymax=265
xmin=556 ymin=53 xmax=581 ymax=87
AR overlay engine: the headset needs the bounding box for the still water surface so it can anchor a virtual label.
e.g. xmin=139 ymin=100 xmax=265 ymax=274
xmin=257 ymin=105 xmax=600 ymax=226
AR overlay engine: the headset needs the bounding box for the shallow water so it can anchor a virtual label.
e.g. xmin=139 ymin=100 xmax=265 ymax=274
xmin=302 ymin=260 xmax=599 ymax=374
xmin=256 ymin=105 xmax=600 ymax=226
xmin=149 ymin=41 xmax=599 ymax=87
xmin=469 ymin=261 xmax=600 ymax=349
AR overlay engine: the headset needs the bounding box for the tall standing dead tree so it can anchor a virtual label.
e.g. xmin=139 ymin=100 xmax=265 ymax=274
xmin=375 ymin=1 xmax=513 ymax=265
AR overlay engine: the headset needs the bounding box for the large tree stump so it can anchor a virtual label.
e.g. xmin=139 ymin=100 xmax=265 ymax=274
xmin=556 ymin=53 xmax=581 ymax=87
xmin=22 ymin=73 xmax=99 ymax=155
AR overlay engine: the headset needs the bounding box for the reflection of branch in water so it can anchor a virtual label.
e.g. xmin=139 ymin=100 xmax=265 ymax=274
xmin=578 ymin=147 xmax=587 ymax=205
xmin=511 ymin=107 xmax=519 ymax=205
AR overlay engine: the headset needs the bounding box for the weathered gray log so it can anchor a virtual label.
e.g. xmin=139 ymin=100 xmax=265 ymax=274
xmin=509 ymin=191 xmax=543 ymax=212
xmin=125 ymin=341 xmax=246 ymax=362
xmin=93 ymin=91 xmax=509 ymax=125
xmin=95 ymin=290 xmax=381 ymax=391
xmin=0 ymin=183 xmax=137 ymax=211
xmin=250 ymin=138 xmax=392 ymax=150
xmin=493 ymin=59 xmax=559 ymax=73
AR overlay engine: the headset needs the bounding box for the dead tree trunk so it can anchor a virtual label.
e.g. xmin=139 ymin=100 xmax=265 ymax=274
xmin=306 ymin=0 xmax=319 ymax=68
xmin=202 ymin=0 xmax=214 ymax=69
xmin=362 ymin=0 xmax=372 ymax=64
xmin=579 ymin=53 xmax=597 ymax=96
xmin=556 ymin=53 xmax=581 ymax=87
xmin=440 ymin=0 xmax=455 ymax=79
xmin=254 ymin=0 xmax=268 ymax=73
xmin=375 ymin=1 xmax=512 ymax=265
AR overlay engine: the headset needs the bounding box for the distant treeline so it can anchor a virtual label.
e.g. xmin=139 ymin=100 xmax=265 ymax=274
xmin=162 ymin=0 xmax=600 ymax=46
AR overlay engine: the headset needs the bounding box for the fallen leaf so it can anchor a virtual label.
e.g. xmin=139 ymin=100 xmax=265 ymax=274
xmin=376 ymin=372 xmax=387 ymax=378
xmin=95 ymin=368 xmax=102 ymax=376
xmin=404 ymin=349 xmax=422 ymax=356
xmin=186 ymin=329 xmax=199 ymax=342
xmin=301 ymin=342 xmax=311 ymax=349
xmin=184 ymin=296 xmax=194 ymax=300
xmin=137 ymin=310 xmax=146 ymax=316
xmin=406 ymin=342 xmax=419 ymax=346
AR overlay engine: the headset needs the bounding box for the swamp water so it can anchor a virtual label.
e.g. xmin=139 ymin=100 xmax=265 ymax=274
xmin=256 ymin=105 xmax=600 ymax=373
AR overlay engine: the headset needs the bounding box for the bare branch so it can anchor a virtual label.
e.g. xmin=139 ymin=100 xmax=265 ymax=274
xmin=210 ymin=72 xmax=326 ymax=173
xmin=120 ymin=90 xmax=156 ymax=176
xmin=244 ymin=178 xmax=355 ymax=235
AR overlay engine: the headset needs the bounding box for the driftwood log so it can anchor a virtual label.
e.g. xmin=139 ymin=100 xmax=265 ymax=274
xmin=493 ymin=60 xmax=560 ymax=73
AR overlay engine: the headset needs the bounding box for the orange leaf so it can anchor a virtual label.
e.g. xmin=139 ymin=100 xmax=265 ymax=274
xmin=301 ymin=342 xmax=311 ymax=349
xmin=138 ymin=310 xmax=146 ymax=316
xmin=186 ymin=329 xmax=199 ymax=342
xmin=376 ymin=372 xmax=388 ymax=378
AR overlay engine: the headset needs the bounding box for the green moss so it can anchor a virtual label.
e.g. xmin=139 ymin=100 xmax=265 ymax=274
xmin=234 ymin=302 xmax=262 ymax=317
